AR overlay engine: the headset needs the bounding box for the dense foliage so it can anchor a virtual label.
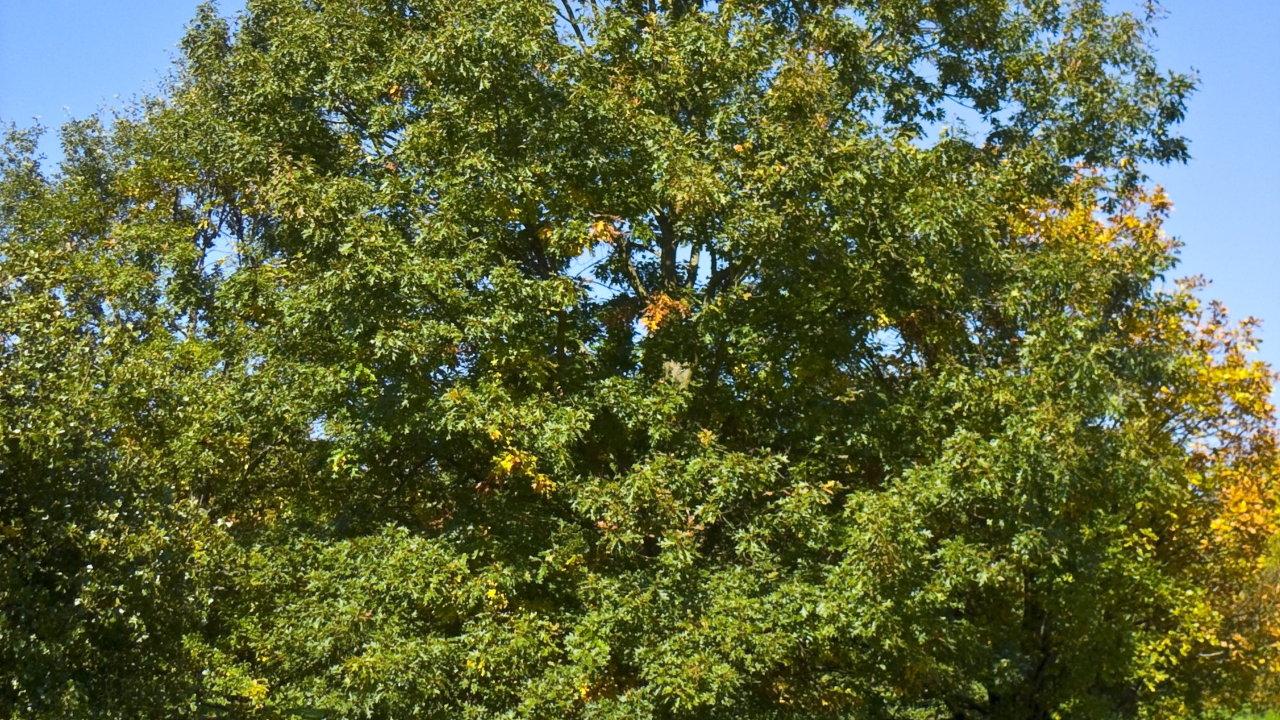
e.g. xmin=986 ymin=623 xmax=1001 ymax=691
xmin=2 ymin=0 xmax=1277 ymax=718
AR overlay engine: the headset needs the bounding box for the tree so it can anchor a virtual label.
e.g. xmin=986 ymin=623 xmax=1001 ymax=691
xmin=1 ymin=0 xmax=1276 ymax=717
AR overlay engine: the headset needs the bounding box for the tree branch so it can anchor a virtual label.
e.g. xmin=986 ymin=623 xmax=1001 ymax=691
xmin=685 ymin=240 xmax=700 ymax=288
xmin=617 ymin=240 xmax=649 ymax=300
xmin=654 ymin=209 xmax=679 ymax=291
xmin=558 ymin=0 xmax=588 ymax=48
xmin=706 ymin=258 xmax=747 ymax=299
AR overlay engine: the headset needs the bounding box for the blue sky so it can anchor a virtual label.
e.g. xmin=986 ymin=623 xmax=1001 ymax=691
xmin=2 ymin=1 xmax=1278 ymax=390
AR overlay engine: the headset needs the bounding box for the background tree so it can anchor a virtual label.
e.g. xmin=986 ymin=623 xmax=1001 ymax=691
xmin=1 ymin=0 xmax=1275 ymax=718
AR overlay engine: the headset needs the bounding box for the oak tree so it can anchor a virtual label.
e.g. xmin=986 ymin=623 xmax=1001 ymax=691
xmin=1 ymin=1 xmax=1276 ymax=718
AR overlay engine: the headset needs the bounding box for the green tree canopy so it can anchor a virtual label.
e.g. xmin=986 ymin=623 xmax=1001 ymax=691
xmin=1 ymin=1 xmax=1276 ymax=718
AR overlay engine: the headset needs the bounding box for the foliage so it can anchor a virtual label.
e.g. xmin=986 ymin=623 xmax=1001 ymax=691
xmin=1 ymin=0 xmax=1276 ymax=718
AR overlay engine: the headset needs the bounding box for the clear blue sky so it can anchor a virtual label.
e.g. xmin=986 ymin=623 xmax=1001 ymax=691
xmin=2 ymin=1 xmax=1278 ymax=389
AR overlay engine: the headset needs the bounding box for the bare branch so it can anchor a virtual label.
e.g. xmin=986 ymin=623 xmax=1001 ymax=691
xmin=617 ymin=240 xmax=650 ymax=300
xmin=559 ymin=0 xmax=588 ymax=48
xmin=685 ymin=240 xmax=700 ymax=289
xmin=654 ymin=209 xmax=679 ymax=290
